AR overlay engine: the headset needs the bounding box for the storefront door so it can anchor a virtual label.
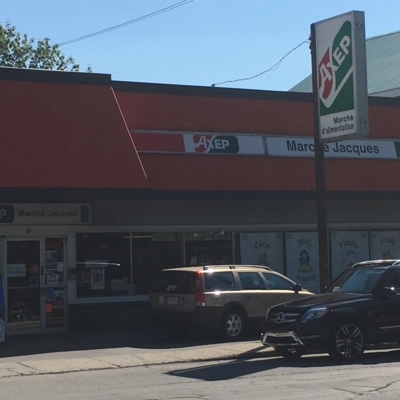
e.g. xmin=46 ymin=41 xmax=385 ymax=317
xmin=6 ymin=238 xmax=67 ymax=333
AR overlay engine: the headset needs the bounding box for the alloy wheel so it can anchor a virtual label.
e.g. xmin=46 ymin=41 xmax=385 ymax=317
xmin=334 ymin=323 xmax=364 ymax=359
xmin=226 ymin=313 xmax=243 ymax=337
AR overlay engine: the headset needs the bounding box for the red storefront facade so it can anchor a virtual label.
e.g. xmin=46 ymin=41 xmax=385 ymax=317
xmin=1 ymin=66 xmax=400 ymax=334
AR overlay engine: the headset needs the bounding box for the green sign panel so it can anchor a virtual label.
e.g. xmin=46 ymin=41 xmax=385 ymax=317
xmin=314 ymin=11 xmax=369 ymax=143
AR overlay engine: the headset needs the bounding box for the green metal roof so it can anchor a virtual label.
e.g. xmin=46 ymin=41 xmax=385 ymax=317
xmin=290 ymin=30 xmax=400 ymax=95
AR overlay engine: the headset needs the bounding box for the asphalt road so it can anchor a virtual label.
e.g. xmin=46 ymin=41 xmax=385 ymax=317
xmin=3 ymin=349 xmax=400 ymax=400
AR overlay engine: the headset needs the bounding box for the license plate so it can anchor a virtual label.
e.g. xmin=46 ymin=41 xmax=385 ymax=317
xmin=166 ymin=296 xmax=178 ymax=305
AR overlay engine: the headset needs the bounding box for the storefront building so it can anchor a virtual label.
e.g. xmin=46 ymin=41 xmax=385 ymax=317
xmin=1 ymin=66 xmax=400 ymax=335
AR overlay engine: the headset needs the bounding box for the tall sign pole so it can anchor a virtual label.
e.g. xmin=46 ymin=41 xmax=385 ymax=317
xmin=310 ymin=23 xmax=329 ymax=292
xmin=311 ymin=11 xmax=369 ymax=292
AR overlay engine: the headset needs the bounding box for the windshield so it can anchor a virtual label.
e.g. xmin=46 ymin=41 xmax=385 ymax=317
xmin=326 ymin=268 xmax=386 ymax=294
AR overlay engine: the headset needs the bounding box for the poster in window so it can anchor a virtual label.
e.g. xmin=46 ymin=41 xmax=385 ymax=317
xmin=45 ymin=251 xmax=58 ymax=270
xmin=371 ymin=231 xmax=400 ymax=260
xmin=331 ymin=231 xmax=369 ymax=280
xmin=53 ymin=289 xmax=65 ymax=309
xmin=91 ymin=268 xmax=105 ymax=290
xmin=45 ymin=288 xmax=55 ymax=302
xmin=285 ymin=232 xmax=320 ymax=293
xmin=46 ymin=273 xmax=59 ymax=286
xmin=239 ymin=232 xmax=283 ymax=273
xmin=7 ymin=263 xmax=26 ymax=278
xmin=29 ymin=276 xmax=39 ymax=287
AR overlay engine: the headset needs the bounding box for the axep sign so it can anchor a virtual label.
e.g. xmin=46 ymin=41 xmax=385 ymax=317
xmin=314 ymin=11 xmax=368 ymax=143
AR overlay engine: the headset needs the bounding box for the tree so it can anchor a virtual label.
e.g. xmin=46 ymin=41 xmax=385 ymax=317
xmin=0 ymin=21 xmax=92 ymax=72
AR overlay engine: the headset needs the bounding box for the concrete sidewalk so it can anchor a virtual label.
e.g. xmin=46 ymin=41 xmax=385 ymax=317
xmin=0 ymin=329 xmax=276 ymax=378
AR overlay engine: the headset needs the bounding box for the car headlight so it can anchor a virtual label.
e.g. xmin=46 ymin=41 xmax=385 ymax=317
xmin=301 ymin=307 xmax=329 ymax=323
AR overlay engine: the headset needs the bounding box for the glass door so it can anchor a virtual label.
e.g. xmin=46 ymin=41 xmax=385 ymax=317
xmin=6 ymin=237 xmax=67 ymax=333
xmin=6 ymin=240 xmax=42 ymax=331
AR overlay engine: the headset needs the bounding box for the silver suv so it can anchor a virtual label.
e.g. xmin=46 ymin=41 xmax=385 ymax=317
xmin=149 ymin=265 xmax=314 ymax=341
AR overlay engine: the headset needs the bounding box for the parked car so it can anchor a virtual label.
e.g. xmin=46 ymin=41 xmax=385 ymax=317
xmin=149 ymin=265 xmax=314 ymax=341
xmin=261 ymin=259 xmax=400 ymax=361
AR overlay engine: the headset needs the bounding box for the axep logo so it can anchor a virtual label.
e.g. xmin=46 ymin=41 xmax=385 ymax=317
xmin=193 ymin=135 xmax=239 ymax=154
xmin=318 ymin=20 xmax=354 ymax=114
xmin=0 ymin=205 xmax=15 ymax=223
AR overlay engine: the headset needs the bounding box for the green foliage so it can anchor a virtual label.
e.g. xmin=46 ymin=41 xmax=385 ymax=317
xmin=0 ymin=21 xmax=92 ymax=72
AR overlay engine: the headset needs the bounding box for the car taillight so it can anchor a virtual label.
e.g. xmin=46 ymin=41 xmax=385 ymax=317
xmin=195 ymin=271 xmax=206 ymax=306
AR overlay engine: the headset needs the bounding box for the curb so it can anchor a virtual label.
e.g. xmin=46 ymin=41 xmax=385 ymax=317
xmin=0 ymin=346 xmax=278 ymax=379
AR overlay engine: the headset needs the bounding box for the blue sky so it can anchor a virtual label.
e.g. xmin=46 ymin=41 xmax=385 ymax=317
xmin=1 ymin=0 xmax=399 ymax=91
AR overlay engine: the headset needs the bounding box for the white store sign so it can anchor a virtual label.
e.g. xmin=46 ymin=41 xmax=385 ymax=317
xmin=265 ymin=137 xmax=398 ymax=159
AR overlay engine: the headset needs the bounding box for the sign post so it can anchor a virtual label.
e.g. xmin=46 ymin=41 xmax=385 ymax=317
xmin=311 ymin=11 xmax=369 ymax=291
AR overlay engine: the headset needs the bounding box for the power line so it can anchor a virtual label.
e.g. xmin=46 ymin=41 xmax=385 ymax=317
xmin=211 ymin=39 xmax=310 ymax=87
xmin=57 ymin=0 xmax=194 ymax=46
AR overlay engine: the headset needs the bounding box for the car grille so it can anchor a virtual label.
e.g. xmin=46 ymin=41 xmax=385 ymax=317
xmin=262 ymin=331 xmax=304 ymax=347
xmin=266 ymin=335 xmax=298 ymax=345
xmin=269 ymin=312 xmax=300 ymax=324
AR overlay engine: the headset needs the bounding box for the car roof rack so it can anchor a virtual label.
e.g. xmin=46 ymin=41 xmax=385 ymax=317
xmin=202 ymin=264 xmax=272 ymax=271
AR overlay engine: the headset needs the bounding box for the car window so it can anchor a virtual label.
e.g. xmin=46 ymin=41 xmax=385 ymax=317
xmin=238 ymin=272 xmax=266 ymax=290
xmin=328 ymin=268 xmax=385 ymax=294
xmin=340 ymin=270 xmax=378 ymax=293
xmin=262 ymin=272 xmax=294 ymax=290
xmin=152 ymin=271 xmax=196 ymax=294
xmin=204 ymin=272 xmax=235 ymax=290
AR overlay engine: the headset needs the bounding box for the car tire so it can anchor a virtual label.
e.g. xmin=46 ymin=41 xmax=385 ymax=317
xmin=220 ymin=308 xmax=246 ymax=341
xmin=276 ymin=347 xmax=305 ymax=360
xmin=328 ymin=320 xmax=366 ymax=361
xmin=164 ymin=323 xmax=191 ymax=340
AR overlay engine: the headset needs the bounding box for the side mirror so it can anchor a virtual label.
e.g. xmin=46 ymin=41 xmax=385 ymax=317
xmin=293 ymin=283 xmax=302 ymax=293
xmin=380 ymin=286 xmax=397 ymax=299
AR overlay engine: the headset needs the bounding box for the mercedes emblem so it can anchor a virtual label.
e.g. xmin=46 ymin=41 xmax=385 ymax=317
xmin=276 ymin=312 xmax=285 ymax=324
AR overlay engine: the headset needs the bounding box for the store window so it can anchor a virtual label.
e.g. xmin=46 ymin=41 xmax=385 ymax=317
xmin=131 ymin=232 xmax=182 ymax=295
xmin=285 ymin=231 xmax=320 ymax=293
xmin=234 ymin=232 xmax=283 ymax=272
xmin=76 ymin=233 xmax=130 ymax=298
xmin=371 ymin=230 xmax=400 ymax=260
xmin=185 ymin=231 xmax=232 ymax=265
xmin=330 ymin=230 xmax=369 ymax=280
xmin=76 ymin=232 xmax=182 ymax=297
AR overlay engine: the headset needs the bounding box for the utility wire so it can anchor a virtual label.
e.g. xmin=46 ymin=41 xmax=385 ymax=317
xmin=211 ymin=39 xmax=310 ymax=87
xmin=57 ymin=0 xmax=194 ymax=46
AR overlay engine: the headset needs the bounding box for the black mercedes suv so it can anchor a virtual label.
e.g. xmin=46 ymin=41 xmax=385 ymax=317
xmin=261 ymin=260 xmax=400 ymax=361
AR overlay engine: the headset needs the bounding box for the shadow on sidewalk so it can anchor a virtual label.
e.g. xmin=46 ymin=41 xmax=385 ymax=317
xmin=0 ymin=327 xmax=261 ymax=358
xmin=168 ymin=349 xmax=400 ymax=382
